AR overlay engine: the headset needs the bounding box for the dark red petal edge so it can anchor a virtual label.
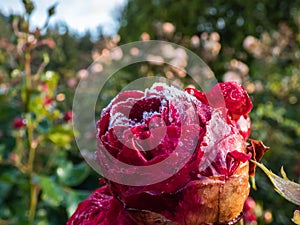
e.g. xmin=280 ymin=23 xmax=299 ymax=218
xmin=246 ymin=139 xmax=269 ymax=176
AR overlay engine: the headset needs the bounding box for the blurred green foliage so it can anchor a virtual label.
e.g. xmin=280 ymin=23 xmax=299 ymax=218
xmin=0 ymin=2 xmax=98 ymax=225
xmin=0 ymin=0 xmax=299 ymax=224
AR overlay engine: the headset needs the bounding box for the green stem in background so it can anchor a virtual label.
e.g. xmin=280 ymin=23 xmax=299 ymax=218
xmin=24 ymin=45 xmax=39 ymax=223
xmin=24 ymin=49 xmax=32 ymax=113
xmin=27 ymin=123 xmax=35 ymax=174
xmin=28 ymin=183 xmax=39 ymax=223
xmin=25 ymin=52 xmax=31 ymax=88
xmin=27 ymin=119 xmax=39 ymax=223
xmin=26 ymin=123 xmax=40 ymax=223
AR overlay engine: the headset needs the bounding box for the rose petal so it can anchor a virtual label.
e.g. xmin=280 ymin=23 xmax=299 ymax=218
xmin=246 ymin=139 xmax=269 ymax=176
xmin=211 ymin=82 xmax=252 ymax=119
xmin=67 ymin=186 xmax=136 ymax=225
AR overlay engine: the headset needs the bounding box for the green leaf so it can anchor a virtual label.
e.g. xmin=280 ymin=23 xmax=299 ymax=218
xmin=47 ymin=126 xmax=73 ymax=147
xmin=251 ymin=160 xmax=300 ymax=205
xmin=56 ymin=162 xmax=89 ymax=186
xmin=41 ymin=71 xmax=59 ymax=95
xmin=11 ymin=69 xmax=21 ymax=78
xmin=37 ymin=118 xmax=50 ymax=133
xmin=36 ymin=208 xmax=49 ymax=224
xmin=28 ymin=92 xmax=45 ymax=115
xmin=250 ymin=175 xmax=257 ymax=190
xmin=42 ymin=52 xmax=50 ymax=65
xmin=0 ymin=169 xmax=29 ymax=189
xmin=38 ymin=175 xmax=64 ymax=207
xmin=280 ymin=166 xmax=289 ymax=180
xmin=48 ymin=131 xmax=71 ymax=147
xmin=0 ymin=180 xmax=12 ymax=204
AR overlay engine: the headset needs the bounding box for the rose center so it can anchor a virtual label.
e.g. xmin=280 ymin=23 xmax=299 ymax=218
xmin=129 ymin=97 xmax=162 ymax=123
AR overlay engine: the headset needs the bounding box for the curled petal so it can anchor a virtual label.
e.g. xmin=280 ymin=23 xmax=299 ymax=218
xmin=246 ymin=140 xmax=269 ymax=176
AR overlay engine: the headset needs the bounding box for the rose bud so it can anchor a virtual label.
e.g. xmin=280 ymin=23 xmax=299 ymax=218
xmin=68 ymin=82 xmax=266 ymax=225
xmin=243 ymin=197 xmax=257 ymax=224
xmin=64 ymin=110 xmax=73 ymax=122
xmin=12 ymin=117 xmax=26 ymax=129
xmin=44 ymin=96 xmax=54 ymax=106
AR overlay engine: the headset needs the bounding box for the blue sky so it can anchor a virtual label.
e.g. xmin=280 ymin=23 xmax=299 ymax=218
xmin=0 ymin=0 xmax=127 ymax=35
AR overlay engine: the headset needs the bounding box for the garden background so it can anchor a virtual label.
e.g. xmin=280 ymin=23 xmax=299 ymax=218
xmin=0 ymin=0 xmax=300 ymax=224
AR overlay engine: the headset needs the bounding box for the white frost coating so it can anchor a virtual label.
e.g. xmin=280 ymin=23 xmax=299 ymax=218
xmin=109 ymin=111 xmax=130 ymax=128
xmin=199 ymin=110 xmax=232 ymax=173
xmin=146 ymin=83 xmax=191 ymax=101
xmin=108 ymin=95 xmax=144 ymax=129
xmin=203 ymin=110 xmax=231 ymax=145
xmin=108 ymin=83 xmax=197 ymax=127
xmin=106 ymin=83 xmax=199 ymax=147
xmin=161 ymin=83 xmax=197 ymax=124
xmin=199 ymin=108 xmax=246 ymax=175
xmin=142 ymin=111 xmax=160 ymax=121
xmin=236 ymin=115 xmax=250 ymax=133
xmin=146 ymin=82 xmax=195 ymax=116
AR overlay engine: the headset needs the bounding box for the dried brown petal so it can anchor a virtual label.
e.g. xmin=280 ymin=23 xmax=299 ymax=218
xmin=246 ymin=139 xmax=269 ymax=176
xmin=128 ymin=162 xmax=249 ymax=225
xmin=219 ymin=163 xmax=250 ymax=222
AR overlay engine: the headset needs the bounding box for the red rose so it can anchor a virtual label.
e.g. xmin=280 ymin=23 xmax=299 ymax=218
xmin=12 ymin=117 xmax=26 ymax=129
xmin=64 ymin=110 xmax=73 ymax=122
xmin=44 ymin=96 xmax=54 ymax=105
xmin=66 ymin=186 xmax=136 ymax=225
xmin=243 ymin=197 xmax=257 ymax=223
xmin=69 ymin=82 xmax=257 ymax=225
